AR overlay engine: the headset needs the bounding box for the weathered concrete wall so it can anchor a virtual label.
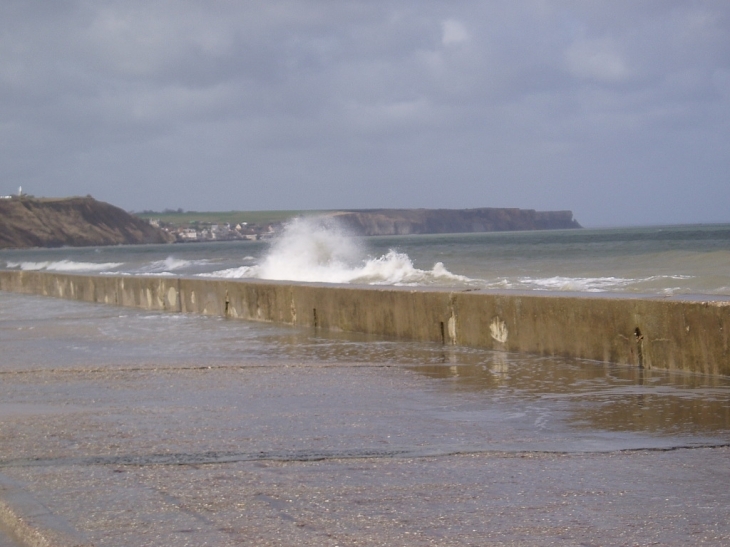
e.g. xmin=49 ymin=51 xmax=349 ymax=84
xmin=1 ymin=270 xmax=728 ymax=376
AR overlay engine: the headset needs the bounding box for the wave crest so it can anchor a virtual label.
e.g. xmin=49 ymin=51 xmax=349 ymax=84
xmin=135 ymin=256 xmax=205 ymax=274
xmin=200 ymin=217 xmax=471 ymax=285
xmin=5 ymin=260 xmax=123 ymax=272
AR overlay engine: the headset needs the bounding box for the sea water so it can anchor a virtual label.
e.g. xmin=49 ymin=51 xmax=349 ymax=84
xmin=0 ymin=220 xmax=730 ymax=455
xmin=1 ymin=221 xmax=730 ymax=296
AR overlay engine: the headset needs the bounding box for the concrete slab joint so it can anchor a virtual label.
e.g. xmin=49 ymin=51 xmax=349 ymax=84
xmin=446 ymin=295 xmax=458 ymax=345
xmin=490 ymin=317 xmax=508 ymax=345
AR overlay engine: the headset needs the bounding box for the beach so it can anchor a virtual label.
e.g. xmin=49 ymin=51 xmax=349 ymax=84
xmin=1 ymin=290 xmax=729 ymax=545
xmin=1 ymin=224 xmax=730 ymax=545
xmin=4 ymin=0 xmax=730 ymax=541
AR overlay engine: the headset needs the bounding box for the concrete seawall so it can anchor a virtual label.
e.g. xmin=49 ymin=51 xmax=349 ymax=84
xmin=1 ymin=270 xmax=728 ymax=376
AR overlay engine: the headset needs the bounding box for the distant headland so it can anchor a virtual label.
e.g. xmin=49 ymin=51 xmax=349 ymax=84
xmin=326 ymin=208 xmax=581 ymax=236
xmin=137 ymin=207 xmax=581 ymax=241
xmin=0 ymin=195 xmax=581 ymax=249
xmin=0 ymin=195 xmax=171 ymax=249
xmin=138 ymin=207 xmax=582 ymax=242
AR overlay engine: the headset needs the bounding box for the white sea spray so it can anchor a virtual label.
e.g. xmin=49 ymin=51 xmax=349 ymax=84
xmin=199 ymin=217 xmax=472 ymax=285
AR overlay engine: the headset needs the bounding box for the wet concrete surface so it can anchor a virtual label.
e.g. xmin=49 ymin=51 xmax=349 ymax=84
xmin=1 ymin=292 xmax=730 ymax=546
xmin=0 ymin=527 xmax=20 ymax=547
xmin=5 ymin=448 xmax=730 ymax=546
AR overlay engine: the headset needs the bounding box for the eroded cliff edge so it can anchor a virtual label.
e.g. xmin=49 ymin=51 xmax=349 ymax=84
xmin=326 ymin=208 xmax=581 ymax=236
xmin=0 ymin=196 xmax=172 ymax=249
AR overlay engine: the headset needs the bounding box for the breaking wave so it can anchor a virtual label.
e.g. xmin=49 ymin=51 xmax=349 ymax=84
xmin=200 ymin=217 xmax=472 ymax=285
xmin=484 ymin=274 xmax=697 ymax=293
xmin=5 ymin=260 xmax=123 ymax=272
xmin=132 ymin=256 xmax=211 ymax=275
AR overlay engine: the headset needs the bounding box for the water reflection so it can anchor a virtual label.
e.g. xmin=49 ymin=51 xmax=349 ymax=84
xmin=409 ymin=356 xmax=730 ymax=437
xmin=246 ymin=327 xmax=730 ymax=440
xmin=4 ymin=292 xmax=730 ymax=444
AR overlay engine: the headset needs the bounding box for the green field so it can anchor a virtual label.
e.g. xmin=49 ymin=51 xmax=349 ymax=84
xmin=134 ymin=210 xmax=327 ymax=226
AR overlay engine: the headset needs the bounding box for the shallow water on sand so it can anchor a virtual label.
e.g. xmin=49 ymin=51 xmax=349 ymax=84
xmin=3 ymin=292 xmax=730 ymax=546
xmin=2 ymin=292 xmax=729 ymax=458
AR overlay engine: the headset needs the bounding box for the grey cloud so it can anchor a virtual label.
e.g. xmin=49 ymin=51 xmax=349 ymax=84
xmin=1 ymin=0 xmax=729 ymax=225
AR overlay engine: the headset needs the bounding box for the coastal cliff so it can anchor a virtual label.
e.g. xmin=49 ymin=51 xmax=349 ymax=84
xmin=0 ymin=196 xmax=172 ymax=249
xmin=1 ymin=201 xmax=583 ymax=248
xmin=326 ymin=208 xmax=581 ymax=236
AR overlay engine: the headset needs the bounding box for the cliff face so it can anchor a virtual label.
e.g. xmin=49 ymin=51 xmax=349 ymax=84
xmin=328 ymin=208 xmax=581 ymax=236
xmin=0 ymin=197 xmax=173 ymax=249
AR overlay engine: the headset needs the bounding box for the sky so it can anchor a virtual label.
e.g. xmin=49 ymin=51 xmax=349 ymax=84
xmin=1 ymin=1 xmax=729 ymax=227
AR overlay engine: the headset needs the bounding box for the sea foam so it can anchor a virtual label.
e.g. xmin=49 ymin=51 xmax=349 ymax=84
xmin=486 ymin=274 xmax=698 ymax=293
xmin=200 ymin=217 xmax=471 ymax=285
xmin=5 ymin=260 xmax=123 ymax=272
xmin=133 ymin=256 xmax=207 ymax=275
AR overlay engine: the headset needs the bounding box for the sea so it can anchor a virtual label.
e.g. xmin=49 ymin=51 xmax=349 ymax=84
xmin=1 ymin=221 xmax=730 ymax=453
xmin=1 ymin=220 xmax=730 ymax=296
xmin=2 ymin=221 xmax=730 ymax=545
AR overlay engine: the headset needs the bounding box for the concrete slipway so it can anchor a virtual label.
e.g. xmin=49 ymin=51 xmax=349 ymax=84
xmin=1 ymin=272 xmax=729 ymax=546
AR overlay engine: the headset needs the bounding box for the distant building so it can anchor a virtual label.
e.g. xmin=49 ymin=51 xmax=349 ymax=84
xmin=179 ymin=229 xmax=198 ymax=241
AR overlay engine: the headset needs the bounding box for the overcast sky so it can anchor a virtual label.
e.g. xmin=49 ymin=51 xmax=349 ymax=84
xmin=1 ymin=1 xmax=729 ymax=226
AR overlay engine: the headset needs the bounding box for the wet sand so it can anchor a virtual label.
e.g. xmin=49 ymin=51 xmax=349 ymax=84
xmin=1 ymin=293 xmax=729 ymax=546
